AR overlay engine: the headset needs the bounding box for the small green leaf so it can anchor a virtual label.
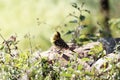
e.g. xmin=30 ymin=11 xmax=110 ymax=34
xmin=81 ymin=2 xmax=85 ymax=8
xmin=65 ymin=30 xmax=74 ymax=35
xmin=84 ymin=71 xmax=94 ymax=76
xmin=61 ymin=72 xmax=72 ymax=77
xmin=0 ymin=45 xmax=4 ymax=50
xmin=68 ymin=67 xmax=74 ymax=72
xmin=64 ymin=24 xmax=67 ymax=27
xmin=84 ymin=9 xmax=90 ymax=14
xmin=79 ymin=15 xmax=85 ymax=21
xmin=72 ymin=3 xmax=77 ymax=8
xmin=69 ymin=20 xmax=78 ymax=23
xmin=77 ymin=65 xmax=83 ymax=70
xmin=81 ymin=58 xmax=90 ymax=62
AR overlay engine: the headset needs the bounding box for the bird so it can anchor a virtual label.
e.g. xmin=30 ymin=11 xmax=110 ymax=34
xmin=51 ymin=31 xmax=76 ymax=52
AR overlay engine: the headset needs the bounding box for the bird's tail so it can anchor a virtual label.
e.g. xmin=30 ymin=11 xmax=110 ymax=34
xmin=69 ymin=48 xmax=76 ymax=53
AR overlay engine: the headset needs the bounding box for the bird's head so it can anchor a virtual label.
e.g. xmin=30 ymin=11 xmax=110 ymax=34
xmin=53 ymin=31 xmax=61 ymax=40
xmin=51 ymin=31 xmax=61 ymax=43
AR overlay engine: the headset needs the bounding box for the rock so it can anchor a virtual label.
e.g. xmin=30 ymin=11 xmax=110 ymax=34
xmin=98 ymin=38 xmax=120 ymax=54
xmin=18 ymin=73 xmax=29 ymax=80
xmin=74 ymin=42 xmax=101 ymax=58
xmin=91 ymin=53 xmax=120 ymax=73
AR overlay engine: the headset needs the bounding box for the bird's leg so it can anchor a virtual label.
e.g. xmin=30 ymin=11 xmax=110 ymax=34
xmin=57 ymin=48 xmax=65 ymax=58
xmin=57 ymin=48 xmax=62 ymax=54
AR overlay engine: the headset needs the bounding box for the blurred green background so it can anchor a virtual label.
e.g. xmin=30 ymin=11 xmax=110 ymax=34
xmin=0 ymin=0 xmax=120 ymax=51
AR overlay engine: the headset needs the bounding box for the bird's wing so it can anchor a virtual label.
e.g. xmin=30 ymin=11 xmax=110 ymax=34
xmin=54 ymin=39 xmax=69 ymax=49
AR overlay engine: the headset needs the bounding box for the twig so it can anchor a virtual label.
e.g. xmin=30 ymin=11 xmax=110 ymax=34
xmin=0 ymin=33 xmax=13 ymax=56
